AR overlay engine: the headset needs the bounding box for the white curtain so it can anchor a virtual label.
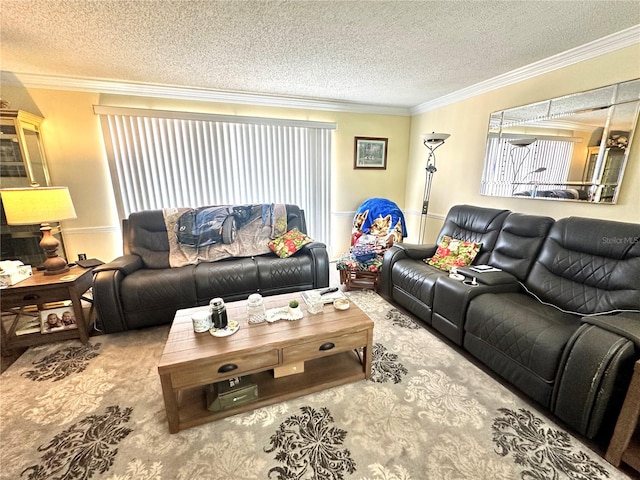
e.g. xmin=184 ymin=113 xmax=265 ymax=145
xmin=95 ymin=106 xmax=335 ymax=243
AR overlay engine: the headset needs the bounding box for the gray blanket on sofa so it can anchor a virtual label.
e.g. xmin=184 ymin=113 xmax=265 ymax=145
xmin=163 ymin=203 xmax=287 ymax=267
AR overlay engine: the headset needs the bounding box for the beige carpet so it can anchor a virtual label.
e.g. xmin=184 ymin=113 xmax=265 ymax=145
xmin=0 ymin=290 xmax=630 ymax=480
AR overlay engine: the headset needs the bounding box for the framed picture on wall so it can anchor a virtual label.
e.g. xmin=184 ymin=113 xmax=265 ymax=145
xmin=354 ymin=137 xmax=388 ymax=169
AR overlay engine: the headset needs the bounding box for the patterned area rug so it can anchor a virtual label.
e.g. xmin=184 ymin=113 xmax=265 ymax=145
xmin=0 ymin=290 xmax=629 ymax=480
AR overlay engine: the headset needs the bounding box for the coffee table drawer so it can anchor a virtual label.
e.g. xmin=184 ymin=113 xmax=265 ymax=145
xmin=1 ymin=288 xmax=69 ymax=307
xmin=282 ymin=330 xmax=368 ymax=364
xmin=171 ymin=349 xmax=279 ymax=388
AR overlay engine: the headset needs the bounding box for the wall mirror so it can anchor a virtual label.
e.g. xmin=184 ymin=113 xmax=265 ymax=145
xmin=480 ymin=79 xmax=640 ymax=203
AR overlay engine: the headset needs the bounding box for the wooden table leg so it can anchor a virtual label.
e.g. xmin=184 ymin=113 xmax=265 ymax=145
xmin=69 ymin=288 xmax=90 ymax=343
xmin=363 ymin=329 xmax=373 ymax=379
xmin=1 ymin=306 xmax=36 ymax=356
xmin=160 ymin=373 xmax=180 ymax=433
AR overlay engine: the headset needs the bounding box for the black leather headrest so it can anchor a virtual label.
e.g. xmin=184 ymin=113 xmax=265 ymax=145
xmin=527 ymin=216 xmax=640 ymax=313
xmin=439 ymin=205 xmax=511 ymax=264
xmin=128 ymin=210 xmax=171 ymax=269
xmin=556 ymin=217 xmax=640 ymax=260
xmin=489 ymin=213 xmax=555 ymax=281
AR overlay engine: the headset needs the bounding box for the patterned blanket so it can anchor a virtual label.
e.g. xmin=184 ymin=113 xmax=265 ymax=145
xmin=163 ymin=203 xmax=287 ymax=267
xmin=352 ymin=197 xmax=407 ymax=249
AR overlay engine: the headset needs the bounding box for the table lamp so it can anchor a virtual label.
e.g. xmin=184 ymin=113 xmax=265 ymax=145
xmin=0 ymin=186 xmax=77 ymax=275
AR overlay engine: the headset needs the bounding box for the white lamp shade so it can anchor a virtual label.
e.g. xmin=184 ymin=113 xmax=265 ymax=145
xmin=1 ymin=186 xmax=77 ymax=225
xmin=421 ymin=132 xmax=451 ymax=144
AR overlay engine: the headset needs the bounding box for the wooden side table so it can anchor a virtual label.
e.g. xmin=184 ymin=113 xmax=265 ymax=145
xmin=0 ymin=266 xmax=94 ymax=355
xmin=606 ymin=359 xmax=640 ymax=473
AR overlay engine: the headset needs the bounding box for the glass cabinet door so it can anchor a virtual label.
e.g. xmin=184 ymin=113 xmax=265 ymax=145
xmin=0 ymin=110 xmax=50 ymax=188
xmin=0 ymin=110 xmax=65 ymax=266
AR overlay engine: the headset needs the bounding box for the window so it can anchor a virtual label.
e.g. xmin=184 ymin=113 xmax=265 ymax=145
xmin=94 ymin=106 xmax=335 ymax=243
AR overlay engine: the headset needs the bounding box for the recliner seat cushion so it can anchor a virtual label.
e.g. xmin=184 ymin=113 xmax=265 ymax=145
xmin=391 ymin=259 xmax=445 ymax=307
xmin=194 ymin=258 xmax=260 ymax=303
xmin=465 ymin=292 xmax=582 ymax=406
xmin=121 ymin=267 xmax=198 ymax=313
xmin=256 ymin=255 xmax=314 ymax=291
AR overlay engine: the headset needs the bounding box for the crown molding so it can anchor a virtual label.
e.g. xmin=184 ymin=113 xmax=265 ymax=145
xmin=410 ymin=25 xmax=640 ymax=115
xmin=0 ymin=71 xmax=411 ymax=117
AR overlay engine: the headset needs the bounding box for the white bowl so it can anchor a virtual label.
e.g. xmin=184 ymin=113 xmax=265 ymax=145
xmin=333 ymin=298 xmax=350 ymax=310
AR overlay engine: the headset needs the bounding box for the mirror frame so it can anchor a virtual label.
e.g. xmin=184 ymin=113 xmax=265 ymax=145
xmin=480 ymin=79 xmax=640 ymax=203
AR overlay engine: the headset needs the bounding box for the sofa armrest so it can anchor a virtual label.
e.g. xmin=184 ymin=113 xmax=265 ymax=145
xmin=554 ymin=321 xmax=637 ymax=438
xmin=457 ymin=267 xmax=519 ymax=286
xmin=92 ymin=255 xmax=143 ymax=333
xmin=93 ymin=254 xmax=143 ymax=276
xmin=299 ymin=241 xmax=329 ymax=288
xmin=582 ymin=312 xmax=640 ymax=349
xmin=301 ymin=241 xmax=327 ymax=251
xmin=391 ymin=242 xmax=437 ymax=260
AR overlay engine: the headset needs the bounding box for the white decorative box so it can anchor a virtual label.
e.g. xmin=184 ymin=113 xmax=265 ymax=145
xmin=0 ymin=261 xmax=33 ymax=288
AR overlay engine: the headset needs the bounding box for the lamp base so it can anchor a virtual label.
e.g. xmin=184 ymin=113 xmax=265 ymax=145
xmin=39 ymin=224 xmax=70 ymax=276
xmin=42 ymin=261 xmax=70 ymax=276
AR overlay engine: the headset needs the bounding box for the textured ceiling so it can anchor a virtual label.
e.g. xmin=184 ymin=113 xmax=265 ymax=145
xmin=1 ymin=0 xmax=639 ymax=109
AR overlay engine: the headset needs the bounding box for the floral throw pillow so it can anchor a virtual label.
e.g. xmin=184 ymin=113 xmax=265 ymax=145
xmin=268 ymin=228 xmax=313 ymax=258
xmin=425 ymin=235 xmax=482 ymax=272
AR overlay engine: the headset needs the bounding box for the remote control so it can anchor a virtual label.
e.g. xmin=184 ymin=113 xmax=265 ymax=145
xmin=319 ymin=287 xmax=339 ymax=295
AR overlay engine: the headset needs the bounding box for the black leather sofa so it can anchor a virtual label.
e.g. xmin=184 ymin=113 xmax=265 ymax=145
xmin=380 ymin=204 xmax=640 ymax=442
xmin=93 ymin=205 xmax=329 ymax=333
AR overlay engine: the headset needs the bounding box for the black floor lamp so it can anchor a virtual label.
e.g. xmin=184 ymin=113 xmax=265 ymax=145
xmin=418 ymin=132 xmax=450 ymax=243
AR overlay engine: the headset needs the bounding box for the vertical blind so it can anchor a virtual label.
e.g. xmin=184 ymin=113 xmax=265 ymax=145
xmin=481 ymin=137 xmax=573 ymax=197
xmin=94 ymin=106 xmax=335 ymax=243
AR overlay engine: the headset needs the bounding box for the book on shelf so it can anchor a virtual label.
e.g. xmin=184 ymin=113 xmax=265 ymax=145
xmin=301 ymin=288 xmax=346 ymax=306
xmin=14 ymin=315 xmax=41 ymax=336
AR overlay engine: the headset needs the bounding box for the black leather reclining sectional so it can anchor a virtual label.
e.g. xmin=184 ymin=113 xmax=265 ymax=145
xmin=380 ymin=204 xmax=640 ymax=442
xmin=93 ymin=205 xmax=329 ymax=333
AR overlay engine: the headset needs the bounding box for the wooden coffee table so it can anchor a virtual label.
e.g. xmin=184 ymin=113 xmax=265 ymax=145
xmin=157 ymin=292 xmax=373 ymax=433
